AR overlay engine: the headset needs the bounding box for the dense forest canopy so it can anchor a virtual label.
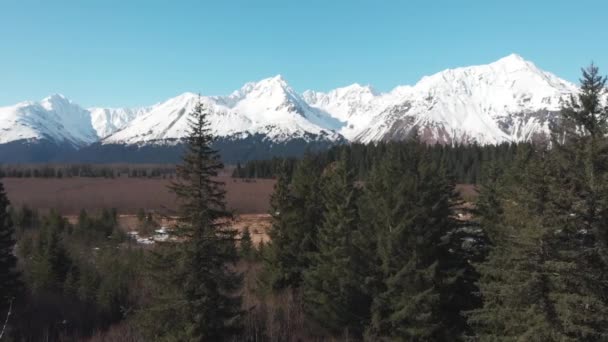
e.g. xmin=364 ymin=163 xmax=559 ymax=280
xmin=232 ymin=142 xmax=523 ymax=184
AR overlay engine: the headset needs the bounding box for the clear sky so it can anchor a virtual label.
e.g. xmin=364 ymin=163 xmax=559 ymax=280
xmin=1 ymin=0 xmax=607 ymax=108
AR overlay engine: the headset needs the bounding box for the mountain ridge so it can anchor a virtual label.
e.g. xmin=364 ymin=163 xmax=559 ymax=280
xmin=0 ymin=54 xmax=586 ymax=162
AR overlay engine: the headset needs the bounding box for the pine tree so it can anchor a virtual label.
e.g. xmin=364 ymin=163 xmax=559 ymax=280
xmin=263 ymin=156 xmax=323 ymax=290
xmin=142 ymin=99 xmax=242 ymax=340
xmin=0 ymin=179 xmax=21 ymax=327
xmin=467 ymin=148 xmax=563 ymax=341
xmin=302 ymin=159 xmax=372 ymax=337
xmin=544 ymin=64 xmax=608 ymax=340
xmin=364 ymin=144 xmax=463 ymax=340
xmin=29 ymin=212 xmax=72 ymax=293
xmin=239 ymin=227 xmax=254 ymax=261
xmin=288 ymin=154 xmax=324 ymax=281
xmin=263 ymin=161 xmax=297 ymax=290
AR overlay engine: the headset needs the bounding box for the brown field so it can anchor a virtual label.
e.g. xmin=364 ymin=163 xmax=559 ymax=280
xmin=3 ymin=176 xmax=476 ymax=245
xmin=3 ymin=176 xmax=275 ymax=215
xmin=456 ymin=184 xmax=478 ymax=200
xmin=3 ymin=177 xmax=477 ymax=216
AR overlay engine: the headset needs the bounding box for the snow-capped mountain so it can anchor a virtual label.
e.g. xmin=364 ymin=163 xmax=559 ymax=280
xmin=89 ymin=106 xmax=153 ymax=139
xmin=104 ymin=75 xmax=343 ymax=145
xmin=303 ymin=83 xmax=410 ymax=140
xmin=0 ymin=94 xmax=98 ymax=147
xmin=306 ymin=54 xmax=577 ymax=144
xmin=0 ymin=54 xmax=587 ymax=163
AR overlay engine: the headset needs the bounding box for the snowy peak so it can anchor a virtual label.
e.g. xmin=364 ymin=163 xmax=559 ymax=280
xmin=303 ymin=83 xmax=378 ymax=106
xmin=416 ymin=54 xmax=575 ymax=96
xmin=412 ymin=54 xmax=576 ymax=114
xmin=103 ymin=75 xmax=344 ymax=146
xmin=237 ymin=75 xmax=299 ymax=106
xmin=227 ymin=75 xmax=290 ymax=102
xmin=355 ymin=54 xmax=578 ymax=144
xmin=41 ymin=93 xmax=70 ymax=108
xmin=89 ymin=106 xmax=152 ymax=139
xmin=231 ymin=75 xmax=310 ymax=117
xmin=0 ymin=95 xmax=98 ymax=146
xmin=492 ymin=53 xmax=529 ymax=68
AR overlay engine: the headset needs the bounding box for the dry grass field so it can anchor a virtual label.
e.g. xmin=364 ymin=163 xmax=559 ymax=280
xmin=3 ymin=176 xmax=275 ymax=215
xmin=3 ymin=177 xmax=477 ymax=215
xmin=3 ymin=176 xmax=476 ymax=246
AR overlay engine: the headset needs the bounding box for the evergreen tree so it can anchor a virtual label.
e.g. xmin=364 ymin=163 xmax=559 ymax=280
xmin=302 ymin=159 xmax=372 ymax=337
xmin=263 ymin=156 xmax=323 ymax=290
xmin=544 ymin=64 xmax=608 ymax=340
xmin=467 ymin=148 xmax=564 ymax=340
xmin=29 ymin=212 xmax=72 ymax=293
xmin=364 ymin=144 xmax=464 ymax=340
xmin=262 ymin=161 xmax=297 ymax=290
xmin=0 ymin=179 xmax=21 ymax=329
xmin=239 ymin=227 xmax=254 ymax=261
xmin=142 ymin=99 xmax=242 ymax=340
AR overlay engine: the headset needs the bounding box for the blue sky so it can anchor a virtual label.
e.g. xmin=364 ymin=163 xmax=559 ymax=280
xmin=1 ymin=0 xmax=607 ymax=107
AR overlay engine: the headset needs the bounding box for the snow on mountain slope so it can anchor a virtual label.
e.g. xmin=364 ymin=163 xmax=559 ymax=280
xmin=103 ymin=92 xmax=251 ymax=144
xmin=0 ymin=54 xmax=585 ymax=152
xmin=348 ymin=54 xmax=578 ymax=144
xmin=104 ymin=75 xmax=344 ymax=145
xmin=89 ymin=106 xmax=153 ymax=139
xmin=0 ymin=94 xmax=98 ymax=146
xmin=303 ymin=83 xmax=412 ymax=140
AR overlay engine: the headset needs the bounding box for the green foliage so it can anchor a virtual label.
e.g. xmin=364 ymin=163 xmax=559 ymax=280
xmin=239 ymin=227 xmax=255 ymax=261
xmin=302 ymin=159 xmax=372 ymax=338
xmin=6 ymin=204 xmax=143 ymax=340
xmin=0 ymin=179 xmax=22 ymax=314
xmin=141 ymin=99 xmax=242 ymax=340
xmin=234 ymin=142 xmax=522 ymax=184
xmin=0 ymin=164 xmax=176 ymax=179
xmin=263 ymin=156 xmax=324 ymax=290
xmin=363 ymin=145 xmax=465 ymax=340
xmin=29 ymin=212 xmax=72 ymax=292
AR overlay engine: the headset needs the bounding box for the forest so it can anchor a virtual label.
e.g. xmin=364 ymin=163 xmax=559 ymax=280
xmin=232 ymin=141 xmax=522 ymax=184
xmin=1 ymin=64 xmax=608 ymax=341
xmin=0 ymin=164 xmax=177 ymax=179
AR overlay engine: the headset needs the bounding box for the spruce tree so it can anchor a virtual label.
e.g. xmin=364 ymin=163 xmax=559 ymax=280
xmin=544 ymin=64 xmax=608 ymax=340
xmin=467 ymin=148 xmax=563 ymax=341
xmin=302 ymin=159 xmax=372 ymax=337
xmin=364 ymin=144 xmax=463 ymax=340
xmin=288 ymin=154 xmax=323 ymax=280
xmin=143 ymin=99 xmax=242 ymax=340
xmin=263 ymin=161 xmax=297 ymax=290
xmin=29 ymin=213 xmax=72 ymax=293
xmin=0 ymin=179 xmax=21 ymax=328
xmin=239 ymin=227 xmax=254 ymax=261
xmin=264 ymin=156 xmax=323 ymax=290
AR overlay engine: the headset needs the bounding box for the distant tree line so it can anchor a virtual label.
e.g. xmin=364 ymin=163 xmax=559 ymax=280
xmin=233 ymin=142 xmax=523 ymax=184
xmin=0 ymin=164 xmax=177 ymax=179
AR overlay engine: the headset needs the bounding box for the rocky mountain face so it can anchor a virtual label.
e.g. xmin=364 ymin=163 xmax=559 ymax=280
xmin=0 ymin=54 xmax=582 ymax=163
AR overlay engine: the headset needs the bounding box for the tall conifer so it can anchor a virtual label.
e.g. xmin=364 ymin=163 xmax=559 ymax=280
xmin=0 ymin=179 xmax=21 ymax=332
xmin=143 ymin=99 xmax=242 ymax=340
xmin=302 ymin=158 xmax=372 ymax=337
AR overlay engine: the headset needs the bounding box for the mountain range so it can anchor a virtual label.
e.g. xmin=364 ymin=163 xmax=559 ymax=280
xmin=0 ymin=54 xmax=582 ymax=163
